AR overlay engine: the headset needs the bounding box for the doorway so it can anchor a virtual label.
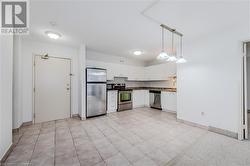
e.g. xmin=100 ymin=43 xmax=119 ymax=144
xmin=33 ymin=55 xmax=71 ymax=123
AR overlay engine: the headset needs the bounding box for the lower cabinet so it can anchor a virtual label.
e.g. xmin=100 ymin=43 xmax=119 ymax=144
xmin=144 ymin=90 xmax=149 ymax=107
xmin=161 ymin=92 xmax=177 ymax=112
xmin=133 ymin=90 xmax=149 ymax=108
xmin=107 ymin=90 xmax=118 ymax=113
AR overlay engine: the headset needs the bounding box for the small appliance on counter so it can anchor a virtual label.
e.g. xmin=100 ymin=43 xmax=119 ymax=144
xmin=149 ymin=90 xmax=162 ymax=110
xmin=107 ymin=83 xmax=126 ymax=90
xmin=86 ymin=68 xmax=107 ymax=118
xmin=107 ymin=83 xmax=115 ymax=90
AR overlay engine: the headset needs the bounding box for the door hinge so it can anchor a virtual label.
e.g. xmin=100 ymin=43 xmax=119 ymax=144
xmin=34 ymin=61 xmax=35 ymax=66
xmin=33 ymin=114 xmax=35 ymax=119
xmin=33 ymin=88 xmax=35 ymax=92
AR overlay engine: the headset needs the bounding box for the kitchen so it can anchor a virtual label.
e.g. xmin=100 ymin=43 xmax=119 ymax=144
xmin=86 ymin=52 xmax=177 ymax=117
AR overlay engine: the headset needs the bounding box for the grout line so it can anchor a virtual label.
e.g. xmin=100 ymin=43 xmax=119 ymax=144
xmin=164 ymin=131 xmax=209 ymax=166
xmin=93 ymin=115 xmax=141 ymax=166
xmin=67 ymin=119 xmax=81 ymax=165
xmin=28 ymin=124 xmax=42 ymax=165
xmin=81 ymin=122 xmax=107 ymax=165
xmin=92 ymin=119 xmax=123 ymax=164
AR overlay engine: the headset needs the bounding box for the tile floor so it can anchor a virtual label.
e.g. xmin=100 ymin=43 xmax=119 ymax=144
xmin=3 ymin=108 xmax=250 ymax=166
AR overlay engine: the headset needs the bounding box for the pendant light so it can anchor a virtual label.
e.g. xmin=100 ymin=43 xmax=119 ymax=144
xmin=176 ymin=36 xmax=187 ymax=63
xmin=157 ymin=26 xmax=169 ymax=60
xmin=167 ymin=32 xmax=177 ymax=62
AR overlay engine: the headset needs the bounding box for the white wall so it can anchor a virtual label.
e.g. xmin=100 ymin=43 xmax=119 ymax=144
xmin=87 ymin=49 xmax=145 ymax=66
xmin=177 ymin=23 xmax=249 ymax=133
xmin=13 ymin=36 xmax=23 ymax=129
xmin=18 ymin=39 xmax=82 ymax=124
xmin=0 ymin=35 xmax=13 ymax=160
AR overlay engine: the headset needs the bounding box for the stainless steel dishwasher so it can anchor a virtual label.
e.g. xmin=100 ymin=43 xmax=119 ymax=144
xmin=149 ymin=90 xmax=162 ymax=110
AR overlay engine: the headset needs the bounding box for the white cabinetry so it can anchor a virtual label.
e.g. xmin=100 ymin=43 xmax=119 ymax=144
xmin=144 ymin=63 xmax=176 ymax=81
xmin=144 ymin=90 xmax=149 ymax=107
xmin=87 ymin=60 xmax=176 ymax=81
xmin=107 ymin=90 xmax=118 ymax=113
xmin=161 ymin=92 xmax=177 ymax=112
xmin=127 ymin=67 xmax=145 ymax=81
xmin=133 ymin=90 xmax=149 ymax=108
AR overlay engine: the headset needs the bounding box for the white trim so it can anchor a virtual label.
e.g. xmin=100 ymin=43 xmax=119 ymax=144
xmin=32 ymin=54 xmax=72 ymax=123
xmin=239 ymin=42 xmax=249 ymax=140
xmin=243 ymin=42 xmax=248 ymax=139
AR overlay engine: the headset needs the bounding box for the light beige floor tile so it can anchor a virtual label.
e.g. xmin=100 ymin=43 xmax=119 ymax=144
xmin=78 ymin=150 xmax=103 ymax=166
xmin=132 ymin=156 xmax=157 ymax=166
xmin=105 ymin=153 xmax=131 ymax=166
xmin=5 ymin=108 xmax=250 ymax=166
xmin=147 ymin=149 xmax=172 ymax=166
xmin=120 ymin=147 xmax=144 ymax=163
xmin=96 ymin=144 xmax=118 ymax=160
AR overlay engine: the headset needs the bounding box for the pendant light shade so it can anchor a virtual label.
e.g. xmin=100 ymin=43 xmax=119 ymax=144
xmin=176 ymin=57 xmax=187 ymax=63
xmin=157 ymin=51 xmax=169 ymax=60
xmin=168 ymin=56 xmax=177 ymax=61
xmin=176 ymin=36 xmax=187 ymax=63
xmin=157 ymin=26 xmax=169 ymax=60
xmin=157 ymin=24 xmax=185 ymax=63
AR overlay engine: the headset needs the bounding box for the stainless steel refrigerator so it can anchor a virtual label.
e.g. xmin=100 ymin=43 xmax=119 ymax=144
xmin=86 ymin=68 xmax=107 ymax=118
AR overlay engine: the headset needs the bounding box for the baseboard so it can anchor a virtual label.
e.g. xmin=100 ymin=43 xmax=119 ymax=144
xmin=0 ymin=143 xmax=14 ymax=163
xmin=72 ymin=114 xmax=86 ymax=120
xmin=177 ymin=118 xmax=238 ymax=139
xmin=22 ymin=121 xmax=33 ymax=127
xmin=208 ymin=126 xmax=238 ymax=139
xmin=177 ymin=118 xmax=208 ymax=130
xmin=162 ymin=109 xmax=177 ymax=114
xmin=12 ymin=121 xmax=33 ymax=133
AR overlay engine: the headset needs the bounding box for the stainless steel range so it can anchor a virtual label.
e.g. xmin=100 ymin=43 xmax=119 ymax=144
xmin=118 ymin=90 xmax=133 ymax=111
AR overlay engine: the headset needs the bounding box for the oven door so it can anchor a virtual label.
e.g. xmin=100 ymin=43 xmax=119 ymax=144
xmin=119 ymin=91 xmax=132 ymax=104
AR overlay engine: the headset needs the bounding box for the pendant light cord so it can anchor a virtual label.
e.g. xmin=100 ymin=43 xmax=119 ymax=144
xmin=171 ymin=32 xmax=174 ymax=55
xmin=162 ymin=27 xmax=164 ymax=51
xmin=180 ymin=36 xmax=183 ymax=58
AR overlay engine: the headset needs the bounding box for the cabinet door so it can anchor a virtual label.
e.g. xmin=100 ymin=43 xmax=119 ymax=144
xmin=144 ymin=63 xmax=177 ymax=81
xmin=107 ymin=91 xmax=117 ymax=113
xmin=144 ymin=90 xmax=149 ymax=107
xmin=161 ymin=92 xmax=177 ymax=112
xmin=133 ymin=90 xmax=145 ymax=108
xmin=168 ymin=92 xmax=177 ymax=112
xmin=161 ymin=92 xmax=168 ymax=110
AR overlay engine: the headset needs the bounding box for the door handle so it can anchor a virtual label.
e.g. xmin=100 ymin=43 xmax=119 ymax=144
xmin=67 ymin=88 xmax=70 ymax=90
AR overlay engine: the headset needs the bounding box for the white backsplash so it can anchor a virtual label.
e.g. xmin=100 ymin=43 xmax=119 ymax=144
xmin=107 ymin=77 xmax=176 ymax=88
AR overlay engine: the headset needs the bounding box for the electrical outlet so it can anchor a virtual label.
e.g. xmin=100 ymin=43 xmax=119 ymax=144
xmin=201 ymin=112 xmax=205 ymax=116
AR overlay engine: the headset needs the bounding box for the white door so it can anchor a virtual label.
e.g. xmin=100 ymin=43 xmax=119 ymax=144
xmin=34 ymin=56 xmax=71 ymax=123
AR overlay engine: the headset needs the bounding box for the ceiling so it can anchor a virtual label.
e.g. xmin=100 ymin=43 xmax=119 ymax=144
xmin=26 ymin=0 xmax=248 ymax=63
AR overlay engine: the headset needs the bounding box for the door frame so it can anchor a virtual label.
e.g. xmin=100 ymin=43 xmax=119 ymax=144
xmin=239 ymin=42 xmax=248 ymax=140
xmin=32 ymin=54 xmax=72 ymax=124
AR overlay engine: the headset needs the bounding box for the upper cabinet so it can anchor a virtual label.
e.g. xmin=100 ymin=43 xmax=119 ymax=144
xmin=144 ymin=63 xmax=176 ymax=81
xmin=86 ymin=60 xmax=176 ymax=81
